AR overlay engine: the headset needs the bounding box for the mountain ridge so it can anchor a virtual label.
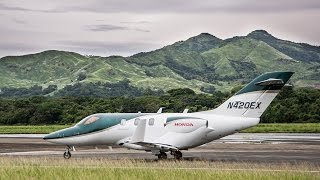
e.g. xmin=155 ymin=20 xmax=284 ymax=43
xmin=1 ymin=30 xmax=320 ymax=97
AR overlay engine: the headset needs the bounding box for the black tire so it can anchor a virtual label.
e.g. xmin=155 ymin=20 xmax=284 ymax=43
xmin=157 ymin=152 xmax=167 ymax=160
xmin=174 ymin=151 xmax=182 ymax=160
xmin=63 ymin=151 xmax=71 ymax=159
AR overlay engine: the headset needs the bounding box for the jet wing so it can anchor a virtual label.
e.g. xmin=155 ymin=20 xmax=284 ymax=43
xmin=131 ymin=117 xmax=167 ymax=144
xmin=130 ymin=117 xmax=179 ymax=151
xmin=130 ymin=116 xmax=213 ymax=151
xmin=131 ymin=119 xmax=147 ymax=143
xmin=134 ymin=142 xmax=179 ymax=151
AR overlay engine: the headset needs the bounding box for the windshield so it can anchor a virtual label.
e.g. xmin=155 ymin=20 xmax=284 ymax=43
xmin=83 ymin=116 xmax=99 ymax=125
xmin=76 ymin=114 xmax=101 ymax=126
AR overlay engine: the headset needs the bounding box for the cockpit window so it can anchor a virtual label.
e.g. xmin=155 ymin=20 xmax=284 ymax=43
xmin=83 ymin=116 xmax=99 ymax=125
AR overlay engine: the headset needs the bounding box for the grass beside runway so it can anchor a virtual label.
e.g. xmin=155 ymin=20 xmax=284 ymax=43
xmin=0 ymin=123 xmax=319 ymax=134
xmin=0 ymin=125 xmax=68 ymax=134
xmin=242 ymin=123 xmax=320 ymax=133
xmin=0 ymin=157 xmax=318 ymax=180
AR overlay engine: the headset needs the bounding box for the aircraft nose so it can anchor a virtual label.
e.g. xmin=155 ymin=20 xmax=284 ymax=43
xmin=43 ymin=131 xmax=60 ymax=140
xmin=43 ymin=126 xmax=80 ymax=141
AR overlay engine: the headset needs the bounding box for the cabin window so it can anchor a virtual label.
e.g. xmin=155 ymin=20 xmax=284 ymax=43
xmin=149 ymin=118 xmax=155 ymax=126
xmin=120 ymin=119 xmax=126 ymax=126
xmin=134 ymin=118 xmax=140 ymax=126
xmin=83 ymin=116 xmax=99 ymax=125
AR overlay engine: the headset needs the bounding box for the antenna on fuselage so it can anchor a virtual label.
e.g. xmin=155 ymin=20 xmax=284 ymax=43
xmin=183 ymin=109 xmax=189 ymax=113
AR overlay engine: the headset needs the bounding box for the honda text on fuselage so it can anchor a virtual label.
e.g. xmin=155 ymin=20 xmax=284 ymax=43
xmin=44 ymin=71 xmax=294 ymax=160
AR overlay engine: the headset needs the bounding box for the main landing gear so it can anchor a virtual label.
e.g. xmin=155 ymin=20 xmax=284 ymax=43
xmin=171 ymin=150 xmax=182 ymax=160
xmin=63 ymin=145 xmax=72 ymax=159
xmin=156 ymin=150 xmax=183 ymax=160
xmin=157 ymin=151 xmax=167 ymax=159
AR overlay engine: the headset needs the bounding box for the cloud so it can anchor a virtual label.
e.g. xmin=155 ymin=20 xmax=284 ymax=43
xmin=45 ymin=0 xmax=320 ymax=14
xmin=12 ymin=18 xmax=27 ymax=24
xmin=86 ymin=24 xmax=150 ymax=32
xmin=0 ymin=42 xmax=36 ymax=51
xmin=120 ymin=21 xmax=151 ymax=24
xmin=56 ymin=40 xmax=160 ymax=56
xmin=0 ymin=39 xmax=161 ymax=58
xmin=0 ymin=3 xmax=33 ymax=12
xmin=58 ymin=40 xmax=159 ymax=50
xmin=0 ymin=41 xmax=43 ymax=57
xmin=0 ymin=0 xmax=319 ymax=58
xmin=86 ymin=24 xmax=127 ymax=31
xmin=0 ymin=0 xmax=320 ymax=14
xmin=0 ymin=2 xmax=67 ymax=13
xmin=2 ymin=1 xmax=320 ymax=14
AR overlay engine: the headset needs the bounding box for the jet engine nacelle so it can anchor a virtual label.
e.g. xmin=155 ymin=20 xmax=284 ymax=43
xmin=165 ymin=118 xmax=208 ymax=133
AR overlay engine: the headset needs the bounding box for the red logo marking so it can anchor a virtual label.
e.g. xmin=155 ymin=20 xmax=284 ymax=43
xmin=174 ymin=123 xmax=193 ymax=126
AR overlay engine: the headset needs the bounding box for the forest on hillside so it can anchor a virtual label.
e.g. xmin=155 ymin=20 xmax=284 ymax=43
xmin=0 ymin=87 xmax=319 ymax=125
xmin=0 ymin=80 xmax=165 ymax=98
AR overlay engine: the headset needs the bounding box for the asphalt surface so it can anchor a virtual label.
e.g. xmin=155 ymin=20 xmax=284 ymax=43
xmin=0 ymin=133 xmax=319 ymax=164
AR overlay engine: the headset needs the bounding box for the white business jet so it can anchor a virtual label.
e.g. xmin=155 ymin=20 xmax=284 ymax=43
xmin=44 ymin=71 xmax=294 ymax=159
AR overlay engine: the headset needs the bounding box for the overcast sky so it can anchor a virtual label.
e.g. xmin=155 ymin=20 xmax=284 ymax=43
xmin=1 ymin=0 xmax=320 ymax=57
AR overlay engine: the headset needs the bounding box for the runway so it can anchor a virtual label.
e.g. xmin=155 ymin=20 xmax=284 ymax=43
xmin=0 ymin=133 xmax=319 ymax=165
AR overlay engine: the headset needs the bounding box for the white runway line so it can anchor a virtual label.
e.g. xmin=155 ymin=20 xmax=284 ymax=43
xmin=0 ymin=134 xmax=45 ymax=138
xmin=215 ymin=133 xmax=320 ymax=144
xmin=0 ymin=151 xmax=61 ymax=156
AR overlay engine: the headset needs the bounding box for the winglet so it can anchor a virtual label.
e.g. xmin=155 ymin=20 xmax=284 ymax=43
xmin=157 ymin=107 xmax=163 ymax=114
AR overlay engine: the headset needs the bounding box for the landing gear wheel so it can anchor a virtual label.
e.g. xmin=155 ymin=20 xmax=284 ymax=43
xmin=63 ymin=151 xmax=71 ymax=159
xmin=157 ymin=152 xmax=167 ymax=160
xmin=173 ymin=151 xmax=182 ymax=160
xmin=63 ymin=145 xmax=72 ymax=159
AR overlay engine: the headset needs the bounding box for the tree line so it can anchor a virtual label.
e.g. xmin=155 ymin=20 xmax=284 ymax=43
xmin=0 ymin=80 xmax=164 ymax=98
xmin=0 ymin=87 xmax=319 ymax=125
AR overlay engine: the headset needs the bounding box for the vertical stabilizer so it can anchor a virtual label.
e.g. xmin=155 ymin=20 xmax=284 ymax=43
xmin=206 ymin=72 xmax=294 ymax=118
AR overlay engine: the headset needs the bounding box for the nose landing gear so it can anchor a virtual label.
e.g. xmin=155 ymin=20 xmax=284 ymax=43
xmin=63 ymin=145 xmax=72 ymax=159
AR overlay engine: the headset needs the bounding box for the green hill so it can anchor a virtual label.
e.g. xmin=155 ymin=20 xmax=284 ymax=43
xmin=0 ymin=30 xmax=319 ymax=96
